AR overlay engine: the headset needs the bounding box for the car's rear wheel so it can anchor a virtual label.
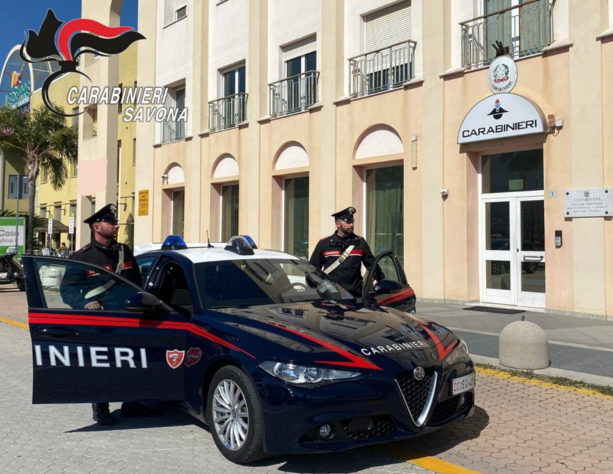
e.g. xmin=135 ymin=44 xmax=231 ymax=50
xmin=206 ymin=366 xmax=267 ymax=464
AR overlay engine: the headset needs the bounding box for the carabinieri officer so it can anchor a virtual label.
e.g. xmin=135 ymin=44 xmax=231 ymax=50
xmin=60 ymin=203 xmax=152 ymax=425
xmin=309 ymin=207 xmax=382 ymax=297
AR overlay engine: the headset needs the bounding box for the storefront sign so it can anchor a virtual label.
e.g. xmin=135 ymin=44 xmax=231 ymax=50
xmin=0 ymin=217 xmax=24 ymax=257
xmin=564 ymin=188 xmax=611 ymax=218
xmin=488 ymin=56 xmax=518 ymax=94
xmin=458 ymin=93 xmax=546 ymax=144
xmin=138 ymin=190 xmax=149 ymax=216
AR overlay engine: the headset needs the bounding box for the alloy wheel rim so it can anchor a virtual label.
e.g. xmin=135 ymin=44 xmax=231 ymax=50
xmin=212 ymin=379 xmax=249 ymax=451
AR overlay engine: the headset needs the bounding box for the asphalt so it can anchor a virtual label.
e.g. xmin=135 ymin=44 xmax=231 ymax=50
xmin=417 ymin=300 xmax=613 ymax=386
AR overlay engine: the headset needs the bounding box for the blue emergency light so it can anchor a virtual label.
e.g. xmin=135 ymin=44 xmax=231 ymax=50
xmin=225 ymin=236 xmax=255 ymax=255
xmin=240 ymin=235 xmax=258 ymax=249
xmin=162 ymin=235 xmax=188 ymax=250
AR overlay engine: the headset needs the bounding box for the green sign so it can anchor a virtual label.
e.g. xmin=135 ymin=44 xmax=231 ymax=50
xmin=7 ymin=82 xmax=31 ymax=109
xmin=0 ymin=217 xmax=25 ymax=258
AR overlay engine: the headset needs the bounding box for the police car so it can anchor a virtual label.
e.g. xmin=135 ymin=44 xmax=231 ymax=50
xmin=24 ymin=236 xmax=475 ymax=464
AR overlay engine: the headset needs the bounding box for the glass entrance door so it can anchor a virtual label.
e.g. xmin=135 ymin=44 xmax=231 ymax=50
xmin=481 ymin=195 xmax=545 ymax=307
xmin=517 ymin=197 xmax=545 ymax=307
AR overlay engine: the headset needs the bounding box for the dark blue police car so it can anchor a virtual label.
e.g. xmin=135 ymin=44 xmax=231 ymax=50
xmin=25 ymin=236 xmax=475 ymax=464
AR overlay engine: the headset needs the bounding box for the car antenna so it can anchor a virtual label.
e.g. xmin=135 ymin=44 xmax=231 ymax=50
xmin=206 ymin=230 xmax=213 ymax=248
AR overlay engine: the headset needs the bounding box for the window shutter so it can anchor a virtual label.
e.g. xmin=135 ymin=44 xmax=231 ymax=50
xmin=364 ymin=1 xmax=411 ymax=53
xmin=283 ymin=36 xmax=316 ymax=62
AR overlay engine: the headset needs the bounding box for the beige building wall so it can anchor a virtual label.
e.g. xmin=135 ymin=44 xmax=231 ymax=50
xmin=135 ymin=0 xmax=613 ymax=319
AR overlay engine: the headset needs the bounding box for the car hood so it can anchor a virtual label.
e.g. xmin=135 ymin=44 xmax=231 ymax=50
xmin=211 ymin=300 xmax=457 ymax=371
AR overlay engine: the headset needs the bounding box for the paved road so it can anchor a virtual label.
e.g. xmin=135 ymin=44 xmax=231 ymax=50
xmin=3 ymin=317 xmax=613 ymax=473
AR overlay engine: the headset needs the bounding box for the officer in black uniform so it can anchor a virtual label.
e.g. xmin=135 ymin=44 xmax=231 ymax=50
xmin=60 ymin=203 xmax=152 ymax=426
xmin=309 ymin=207 xmax=382 ymax=297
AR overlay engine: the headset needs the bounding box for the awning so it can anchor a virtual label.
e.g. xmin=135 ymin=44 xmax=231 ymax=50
xmin=33 ymin=219 xmax=69 ymax=234
xmin=458 ymin=93 xmax=546 ymax=144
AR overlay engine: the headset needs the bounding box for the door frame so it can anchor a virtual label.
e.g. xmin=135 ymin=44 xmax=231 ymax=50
xmin=478 ymin=154 xmax=545 ymax=307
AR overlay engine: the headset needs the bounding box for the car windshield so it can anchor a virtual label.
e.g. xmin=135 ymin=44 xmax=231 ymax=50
xmin=194 ymin=258 xmax=353 ymax=308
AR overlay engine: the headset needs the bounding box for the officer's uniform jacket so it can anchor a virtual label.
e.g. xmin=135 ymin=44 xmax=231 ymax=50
xmin=60 ymin=239 xmax=142 ymax=310
xmin=309 ymin=232 xmax=380 ymax=297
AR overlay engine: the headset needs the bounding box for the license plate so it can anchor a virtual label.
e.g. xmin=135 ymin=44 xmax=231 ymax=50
xmin=451 ymin=372 xmax=475 ymax=395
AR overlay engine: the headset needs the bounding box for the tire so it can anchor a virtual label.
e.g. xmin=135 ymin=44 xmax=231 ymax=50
xmin=206 ymin=366 xmax=267 ymax=464
xmin=17 ymin=278 xmax=26 ymax=292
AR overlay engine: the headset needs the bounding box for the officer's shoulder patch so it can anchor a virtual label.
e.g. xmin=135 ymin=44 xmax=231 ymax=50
xmin=73 ymin=244 xmax=91 ymax=255
xmin=354 ymin=234 xmax=364 ymax=240
xmin=319 ymin=236 xmax=328 ymax=242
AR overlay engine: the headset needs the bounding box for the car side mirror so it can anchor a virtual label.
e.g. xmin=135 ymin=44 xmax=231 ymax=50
xmin=125 ymin=292 xmax=162 ymax=314
xmin=373 ymin=279 xmax=404 ymax=295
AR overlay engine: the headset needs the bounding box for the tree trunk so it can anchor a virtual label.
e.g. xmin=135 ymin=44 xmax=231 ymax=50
xmin=27 ymin=176 xmax=36 ymax=255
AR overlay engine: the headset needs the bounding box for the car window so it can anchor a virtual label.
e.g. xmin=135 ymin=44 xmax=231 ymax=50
xmin=33 ymin=258 xmax=140 ymax=311
xmin=136 ymin=256 xmax=158 ymax=283
xmin=156 ymin=262 xmax=194 ymax=316
xmin=195 ymin=259 xmax=352 ymax=309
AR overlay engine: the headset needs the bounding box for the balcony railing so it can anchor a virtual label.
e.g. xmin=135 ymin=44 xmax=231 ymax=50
xmin=161 ymin=119 xmax=185 ymax=144
xmin=209 ymin=93 xmax=248 ymax=132
xmin=461 ymin=0 xmax=553 ymax=69
xmin=269 ymin=71 xmax=319 ymax=117
xmin=349 ymin=40 xmax=416 ymax=98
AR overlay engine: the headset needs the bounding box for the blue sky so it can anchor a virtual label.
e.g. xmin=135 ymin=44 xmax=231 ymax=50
xmin=0 ymin=0 xmax=138 ymax=103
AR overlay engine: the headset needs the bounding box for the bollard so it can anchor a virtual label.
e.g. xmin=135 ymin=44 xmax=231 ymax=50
xmin=499 ymin=320 xmax=549 ymax=370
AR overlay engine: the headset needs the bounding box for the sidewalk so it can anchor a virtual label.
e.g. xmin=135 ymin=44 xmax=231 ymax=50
xmin=417 ymin=300 xmax=613 ymax=387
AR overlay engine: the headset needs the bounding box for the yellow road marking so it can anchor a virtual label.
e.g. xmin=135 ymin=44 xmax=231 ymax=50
xmin=476 ymin=366 xmax=613 ymax=399
xmin=0 ymin=315 xmax=28 ymax=331
xmin=375 ymin=444 xmax=483 ymax=474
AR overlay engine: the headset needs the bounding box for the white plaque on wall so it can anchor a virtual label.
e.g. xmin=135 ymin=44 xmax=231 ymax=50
xmin=564 ymin=188 xmax=611 ymax=218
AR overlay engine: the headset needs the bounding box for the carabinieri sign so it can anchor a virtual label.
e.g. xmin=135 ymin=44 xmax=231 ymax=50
xmin=457 ymin=93 xmax=546 ymax=144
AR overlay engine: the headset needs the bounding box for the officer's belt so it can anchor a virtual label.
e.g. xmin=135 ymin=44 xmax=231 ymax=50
xmin=84 ymin=246 xmax=125 ymax=299
xmin=323 ymin=245 xmax=354 ymax=275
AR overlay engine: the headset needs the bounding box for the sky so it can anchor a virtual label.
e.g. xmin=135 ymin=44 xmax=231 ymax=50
xmin=0 ymin=0 xmax=138 ymax=103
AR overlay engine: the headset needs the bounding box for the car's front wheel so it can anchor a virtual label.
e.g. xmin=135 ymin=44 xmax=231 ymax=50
xmin=206 ymin=366 xmax=267 ymax=464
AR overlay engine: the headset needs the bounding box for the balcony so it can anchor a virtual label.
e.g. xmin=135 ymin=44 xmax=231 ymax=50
xmin=349 ymin=40 xmax=416 ymax=98
xmin=209 ymin=93 xmax=248 ymax=132
xmin=461 ymin=0 xmax=553 ymax=69
xmin=161 ymin=120 xmax=185 ymax=144
xmin=269 ymin=71 xmax=319 ymax=118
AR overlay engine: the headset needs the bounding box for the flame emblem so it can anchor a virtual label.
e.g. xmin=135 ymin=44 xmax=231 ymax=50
xmin=19 ymin=9 xmax=145 ymax=117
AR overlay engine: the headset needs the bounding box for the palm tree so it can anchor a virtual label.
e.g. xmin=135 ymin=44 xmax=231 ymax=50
xmin=0 ymin=104 xmax=78 ymax=254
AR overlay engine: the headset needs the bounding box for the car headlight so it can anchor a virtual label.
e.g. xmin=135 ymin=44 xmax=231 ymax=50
xmin=259 ymin=361 xmax=361 ymax=387
xmin=445 ymin=339 xmax=470 ymax=365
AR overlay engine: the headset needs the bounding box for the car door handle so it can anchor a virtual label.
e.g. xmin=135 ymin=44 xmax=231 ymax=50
xmin=523 ymin=256 xmax=544 ymax=262
xmin=36 ymin=327 xmax=79 ymax=337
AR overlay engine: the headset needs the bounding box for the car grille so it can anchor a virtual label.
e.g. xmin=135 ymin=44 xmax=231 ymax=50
xmin=429 ymin=396 xmax=460 ymax=425
xmin=395 ymin=369 xmax=437 ymax=426
xmin=340 ymin=416 xmax=398 ymax=440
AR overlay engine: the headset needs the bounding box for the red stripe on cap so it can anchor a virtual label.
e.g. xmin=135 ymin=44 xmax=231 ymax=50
xmin=266 ymin=322 xmax=382 ymax=371
xmin=405 ymin=314 xmax=458 ymax=360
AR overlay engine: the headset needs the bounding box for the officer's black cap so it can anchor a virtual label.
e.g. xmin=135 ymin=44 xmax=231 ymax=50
xmin=84 ymin=203 xmax=118 ymax=225
xmin=332 ymin=206 xmax=356 ymax=223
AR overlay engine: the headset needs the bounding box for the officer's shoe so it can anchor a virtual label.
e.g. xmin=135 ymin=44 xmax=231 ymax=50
xmin=92 ymin=406 xmax=116 ymax=426
xmin=120 ymin=401 xmax=158 ymax=418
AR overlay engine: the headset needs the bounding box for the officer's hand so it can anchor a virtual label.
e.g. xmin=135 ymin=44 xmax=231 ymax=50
xmin=85 ymin=301 xmax=104 ymax=310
